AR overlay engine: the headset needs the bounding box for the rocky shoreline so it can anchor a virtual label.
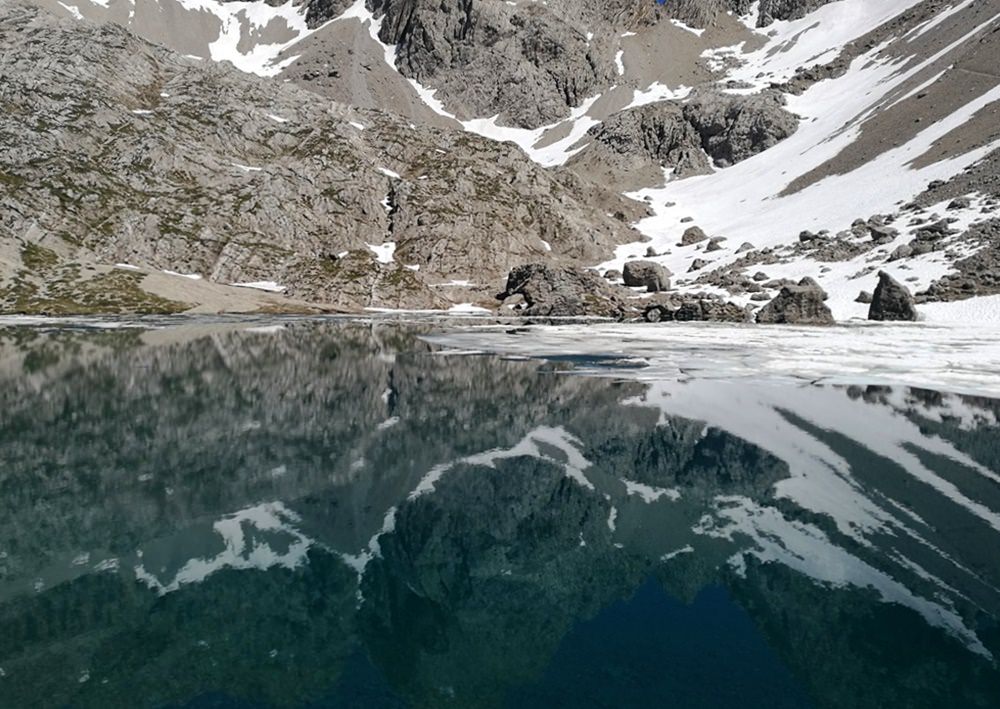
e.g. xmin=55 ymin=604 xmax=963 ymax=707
xmin=495 ymin=263 xmax=922 ymax=325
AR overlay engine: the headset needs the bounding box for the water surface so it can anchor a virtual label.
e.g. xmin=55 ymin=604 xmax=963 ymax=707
xmin=1 ymin=319 xmax=998 ymax=708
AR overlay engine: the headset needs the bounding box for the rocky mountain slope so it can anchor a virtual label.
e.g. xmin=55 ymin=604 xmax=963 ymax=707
xmin=2 ymin=0 xmax=999 ymax=317
xmin=1 ymin=3 xmax=645 ymax=313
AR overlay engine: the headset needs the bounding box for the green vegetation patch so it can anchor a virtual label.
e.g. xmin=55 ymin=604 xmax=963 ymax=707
xmin=1 ymin=248 xmax=190 ymax=315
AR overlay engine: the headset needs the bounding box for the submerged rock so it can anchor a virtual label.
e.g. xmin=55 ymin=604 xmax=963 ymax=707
xmin=756 ymin=281 xmax=835 ymax=325
xmin=869 ymin=271 xmax=919 ymax=321
xmin=623 ymin=261 xmax=672 ymax=292
xmin=498 ymin=264 xmax=634 ymax=319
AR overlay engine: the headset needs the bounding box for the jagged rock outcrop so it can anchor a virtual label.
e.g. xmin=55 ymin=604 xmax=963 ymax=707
xmin=498 ymin=264 xmax=635 ymax=318
xmin=623 ymin=260 xmax=672 ymax=293
xmin=683 ymin=89 xmax=799 ymax=167
xmin=302 ymin=0 xmax=355 ymax=27
xmin=869 ymin=271 xmax=919 ymax=321
xmin=578 ymin=103 xmax=709 ymax=179
xmin=370 ymin=0 xmax=634 ymax=127
xmin=756 ymin=279 xmax=835 ymax=325
xmin=661 ymin=0 xmax=835 ymax=28
xmin=576 ymin=89 xmax=797 ymax=179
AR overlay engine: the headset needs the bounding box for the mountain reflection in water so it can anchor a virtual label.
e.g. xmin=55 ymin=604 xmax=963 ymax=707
xmin=0 ymin=320 xmax=998 ymax=709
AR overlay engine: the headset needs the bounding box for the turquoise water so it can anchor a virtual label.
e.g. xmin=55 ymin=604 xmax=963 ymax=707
xmin=0 ymin=320 xmax=998 ymax=708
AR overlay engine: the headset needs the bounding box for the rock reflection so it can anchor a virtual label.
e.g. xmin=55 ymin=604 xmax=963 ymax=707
xmin=0 ymin=321 xmax=997 ymax=708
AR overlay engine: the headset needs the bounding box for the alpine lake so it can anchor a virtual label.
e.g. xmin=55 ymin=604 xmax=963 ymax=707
xmin=1 ymin=317 xmax=999 ymax=709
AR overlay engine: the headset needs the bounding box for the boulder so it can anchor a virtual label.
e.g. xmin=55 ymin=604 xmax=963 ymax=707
xmin=680 ymin=226 xmax=708 ymax=245
xmin=888 ymin=243 xmax=913 ymax=261
xmin=498 ymin=264 xmax=635 ymax=319
xmin=705 ymin=237 xmax=727 ymax=252
xmin=796 ymin=276 xmax=828 ymax=299
xmin=869 ymin=224 xmax=899 ymax=242
xmin=869 ymin=271 xmax=918 ymax=321
xmin=623 ymin=261 xmax=672 ymax=292
xmin=756 ymin=282 xmax=835 ymax=325
xmin=855 ymin=290 xmax=873 ymax=304
xmin=603 ymin=269 xmax=622 ymax=281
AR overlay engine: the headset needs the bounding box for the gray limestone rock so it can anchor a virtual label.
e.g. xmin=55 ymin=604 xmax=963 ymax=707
xmin=623 ymin=261 xmax=672 ymax=293
xmin=797 ymin=276 xmax=828 ymax=300
xmin=578 ymin=89 xmax=797 ymax=179
xmin=661 ymin=0 xmax=834 ymax=28
xmin=370 ymin=0 xmax=644 ymax=127
xmin=581 ymin=102 xmax=710 ymax=178
xmin=683 ymin=89 xmax=799 ymax=167
xmin=869 ymin=271 xmax=918 ymax=321
xmin=756 ymin=283 xmax=835 ymax=325
xmin=681 ymin=226 xmax=709 ymax=245
xmin=498 ymin=264 xmax=635 ymax=319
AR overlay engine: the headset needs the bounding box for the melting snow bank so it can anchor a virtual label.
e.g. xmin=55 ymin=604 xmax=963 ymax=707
xmin=425 ymin=321 xmax=1000 ymax=398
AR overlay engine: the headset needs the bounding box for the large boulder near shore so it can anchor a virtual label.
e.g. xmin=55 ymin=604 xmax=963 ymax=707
xmin=498 ymin=264 xmax=635 ymax=319
xmin=869 ymin=271 xmax=919 ymax=321
xmin=623 ymin=261 xmax=672 ymax=292
xmin=756 ymin=281 xmax=835 ymax=325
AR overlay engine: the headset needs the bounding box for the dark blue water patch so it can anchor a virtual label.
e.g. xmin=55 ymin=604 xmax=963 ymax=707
xmin=506 ymin=579 xmax=814 ymax=709
xmin=306 ymin=649 xmax=408 ymax=709
xmin=165 ymin=648 xmax=406 ymax=709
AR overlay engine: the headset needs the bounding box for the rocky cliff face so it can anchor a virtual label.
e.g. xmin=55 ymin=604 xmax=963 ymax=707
xmin=370 ymin=0 xmax=660 ymax=126
xmin=574 ymin=88 xmax=799 ymax=184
